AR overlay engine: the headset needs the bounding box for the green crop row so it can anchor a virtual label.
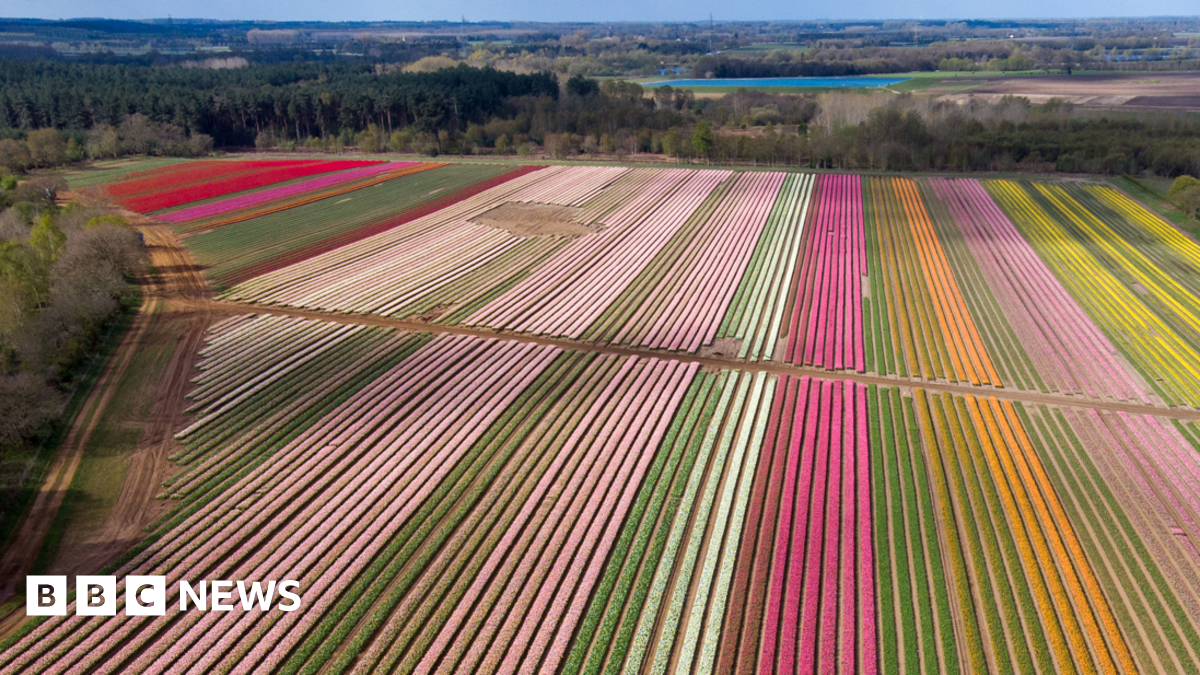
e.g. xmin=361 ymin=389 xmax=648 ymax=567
xmin=584 ymin=176 xmax=736 ymax=344
xmin=66 ymin=157 xmax=191 ymax=189
xmin=281 ymin=351 xmax=597 ymax=674
xmin=1027 ymin=405 xmax=1200 ymax=674
xmin=629 ymin=376 xmax=739 ymax=675
xmin=381 ymin=356 xmax=634 ymax=675
xmin=919 ymin=392 xmax=988 ymax=675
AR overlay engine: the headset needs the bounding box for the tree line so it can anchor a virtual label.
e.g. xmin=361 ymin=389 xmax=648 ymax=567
xmin=485 ymin=84 xmax=1200 ymax=178
xmin=0 ymin=61 xmax=1197 ymax=179
xmin=0 ymin=179 xmax=144 ymax=542
xmin=692 ymin=38 xmax=1197 ymax=80
xmin=0 ymin=177 xmax=143 ymax=432
xmin=0 ymin=61 xmax=559 ymax=146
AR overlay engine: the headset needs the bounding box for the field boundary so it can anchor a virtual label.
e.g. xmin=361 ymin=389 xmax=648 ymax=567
xmin=200 ymin=298 xmax=1200 ymax=421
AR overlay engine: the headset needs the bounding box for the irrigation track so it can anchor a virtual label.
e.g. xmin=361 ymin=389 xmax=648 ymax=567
xmin=191 ymin=298 xmax=1200 ymax=421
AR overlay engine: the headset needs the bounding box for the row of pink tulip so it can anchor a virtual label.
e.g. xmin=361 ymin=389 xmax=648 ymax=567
xmin=1073 ymin=409 xmax=1200 ymax=566
xmin=0 ymin=332 xmax=561 ymax=674
xmin=784 ymin=174 xmax=866 ymax=372
xmin=744 ymin=376 xmax=876 ymax=675
xmin=504 ymin=165 xmax=631 ymax=207
xmin=930 ymin=178 xmax=1147 ymax=402
xmin=614 ymin=171 xmax=785 ymax=353
xmin=223 ymin=164 xmax=560 ymax=311
xmin=403 ymin=357 xmax=698 ymax=675
xmin=466 ymin=169 xmax=732 ymax=337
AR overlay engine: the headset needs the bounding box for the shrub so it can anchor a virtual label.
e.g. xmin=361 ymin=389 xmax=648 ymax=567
xmin=0 ymin=139 xmax=30 ymax=173
xmin=1169 ymin=175 xmax=1200 ymax=219
xmin=25 ymin=129 xmax=67 ymax=168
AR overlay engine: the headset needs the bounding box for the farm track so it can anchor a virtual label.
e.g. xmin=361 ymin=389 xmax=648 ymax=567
xmin=0 ymin=223 xmax=212 ymax=611
xmin=186 ymin=297 xmax=1200 ymax=421
xmin=0 ymin=290 xmax=157 ymax=605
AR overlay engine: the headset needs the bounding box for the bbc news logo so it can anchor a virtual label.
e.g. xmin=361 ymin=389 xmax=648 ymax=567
xmin=27 ymin=576 xmax=302 ymax=616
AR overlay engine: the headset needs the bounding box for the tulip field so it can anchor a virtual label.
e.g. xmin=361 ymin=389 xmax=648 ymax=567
xmin=863 ymin=177 xmax=1001 ymax=386
xmin=160 ymin=161 xmax=433 ymax=229
xmin=988 ymin=180 xmax=1200 ymax=407
xmin=782 ymin=173 xmax=865 ymax=371
xmin=12 ymin=159 xmax=1200 ymax=673
xmin=870 ymin=385 xmax=1200 ymax=675
xmin=102 ymin=159 xmax=385 ymax=213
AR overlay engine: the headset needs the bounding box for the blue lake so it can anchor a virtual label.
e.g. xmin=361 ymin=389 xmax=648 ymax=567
xmin=644 ymin=77 xmax=910 ymax=88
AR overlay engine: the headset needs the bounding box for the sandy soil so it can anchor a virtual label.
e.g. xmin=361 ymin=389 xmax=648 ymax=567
xmin=472 ymin=202 xmax=591 ymax=237
xmin=410 ymin=304 xmax=453 ymax=323
xmin=52 ymin=226 xmax=212 ymax=579
xmin=698 ymin=337 xmax=743 ymax=359
xmin=938 ymin=72 xmax=1200 ymax=110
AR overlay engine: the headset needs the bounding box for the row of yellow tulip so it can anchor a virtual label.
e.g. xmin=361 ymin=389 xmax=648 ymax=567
xmin=986 ymin=180 xmax=1200 ymax=407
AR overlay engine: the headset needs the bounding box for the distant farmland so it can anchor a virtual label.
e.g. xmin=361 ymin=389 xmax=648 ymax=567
xmin=12 ymin=156 xmax=1200 ymax=674
xmin=935 ymin=71 xmax=1200 ymax=110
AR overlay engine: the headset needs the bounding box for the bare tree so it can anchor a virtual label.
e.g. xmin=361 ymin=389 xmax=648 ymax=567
xmin=0 ymin=372 xmax=61 ymax=448
xmin=86 ymin=124 xmax=122 ymax=159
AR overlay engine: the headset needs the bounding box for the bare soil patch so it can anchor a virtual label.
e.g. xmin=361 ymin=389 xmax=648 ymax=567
xmin=411 ymin=304 xmax=453 ymax=323
xmin=51 ymin=309 xmax=208 ymax=580
xmin=53 ymin=227 xmax=212 ymax=578
xmin=1125 ymin=95 xmax=1200 ymax=110
xmin=472 ymin=201 xmax=591 ymax=237
xmin=698 ymin=337 xmax=744 ymax=360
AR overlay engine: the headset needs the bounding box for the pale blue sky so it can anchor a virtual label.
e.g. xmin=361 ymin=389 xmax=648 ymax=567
xmin=10 ymin=0 xmax=1200 ymax=23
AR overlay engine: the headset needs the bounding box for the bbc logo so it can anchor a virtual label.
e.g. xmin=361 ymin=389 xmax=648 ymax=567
xmin=27 ymin=575 xmax=165 ymax=617
xmin=27 ymin=576 xmax=302 ymax=616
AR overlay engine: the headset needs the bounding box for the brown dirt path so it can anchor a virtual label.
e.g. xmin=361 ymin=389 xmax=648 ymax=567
xmin=0 ymin=221 xmax=211 ymax=613
xmin=192 ymin=299 xmax=1200 ymax=422
xmin=0 ymin=278 xmax=158 ymax=603
xmin=53 ymin=311 xmax=209 ymax=579
xmin=51 ymin=225 xmax=212 ymax=579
